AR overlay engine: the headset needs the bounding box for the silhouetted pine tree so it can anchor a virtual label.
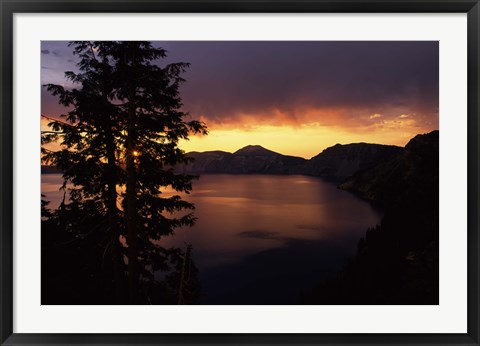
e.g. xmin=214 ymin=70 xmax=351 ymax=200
xmin=42 ymin=41 xmax=207 ymax=304
xmin=42 ymin=41 xmax=127 ymax=302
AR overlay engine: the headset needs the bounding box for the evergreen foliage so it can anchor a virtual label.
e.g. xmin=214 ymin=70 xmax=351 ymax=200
xmin=41 ymin=41 xmax=206 ymax=304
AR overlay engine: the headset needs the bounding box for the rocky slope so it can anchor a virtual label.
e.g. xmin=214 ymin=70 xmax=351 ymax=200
xmin=340 ymin=131 xmax=439 ymax=206
xmin=307 ymin=143 xmax=402 ymax=180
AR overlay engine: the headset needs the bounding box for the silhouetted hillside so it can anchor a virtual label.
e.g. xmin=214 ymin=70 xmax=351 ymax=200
xmin=302 ymin=130 xmax=439 ymax=304
xmin=178 ymin=143 xmax=401 ymax=178
xmin=307 ymin=143 xmax=402 ymax=180
xmin=183 ymin=151 xmax=233 ymax=173
xmin=179 ymin=145 xmax=308 ymax=174
xmin=341 ymin=131 xmax=439 ymax=208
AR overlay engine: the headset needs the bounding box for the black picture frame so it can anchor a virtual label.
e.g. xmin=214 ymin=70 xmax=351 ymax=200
xmin=1 ymin=1 xmax=479 ymax=345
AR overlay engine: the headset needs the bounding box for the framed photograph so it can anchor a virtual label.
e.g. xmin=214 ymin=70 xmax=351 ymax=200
xmin=1 ymin=1 xmax=479 ymax=345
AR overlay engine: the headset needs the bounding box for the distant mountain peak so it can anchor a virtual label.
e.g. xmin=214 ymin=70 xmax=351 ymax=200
xmin=234 ymin=145 xmax=278 ymax=156
xmin=176 ymin=132 xmax=433 ymax=179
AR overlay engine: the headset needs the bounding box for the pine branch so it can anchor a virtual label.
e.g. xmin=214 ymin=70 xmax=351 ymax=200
xmin=41 ymin=114 xmax=76 ymax=128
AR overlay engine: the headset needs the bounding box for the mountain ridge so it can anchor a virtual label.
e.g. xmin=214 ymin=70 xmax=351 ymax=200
xmin=302 ymin=130 xmax=439 ymax=304
xmin=177 ymin=141 xmax=406 ymax=179
xmin=43 ymin=132 xmax=438 ymax=184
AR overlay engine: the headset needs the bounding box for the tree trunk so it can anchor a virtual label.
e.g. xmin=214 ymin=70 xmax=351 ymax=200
xmin=126 ymin=42 xmax=139 ymax=304
xmin=105 ymin=128 xmax=126 ymax=304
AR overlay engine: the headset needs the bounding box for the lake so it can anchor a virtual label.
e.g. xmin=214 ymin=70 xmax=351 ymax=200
xmin=42 ymin=173 xmax=382 ymax=304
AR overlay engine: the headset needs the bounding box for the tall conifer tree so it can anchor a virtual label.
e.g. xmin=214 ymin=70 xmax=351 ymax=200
xmin=42 ymin=41 xmax=206 ymax=304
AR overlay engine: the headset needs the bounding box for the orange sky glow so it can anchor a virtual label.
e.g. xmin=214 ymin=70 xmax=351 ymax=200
xmin=177 ymin=107 xmax=437 ymax=158
xmin=41 ymin=41 xmax=439 ymax=159
xmin=42 ymin=107 xmax=437 ymax=159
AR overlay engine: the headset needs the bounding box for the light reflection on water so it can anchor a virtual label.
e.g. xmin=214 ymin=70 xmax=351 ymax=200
xmin=42 ymin=173 xmax=382 ymax=304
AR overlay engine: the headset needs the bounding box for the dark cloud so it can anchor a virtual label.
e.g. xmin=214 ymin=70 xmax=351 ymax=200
xmin=41 ymin=41 xmax=438 ymax=129
xmin=160 ymin=41 xmax=438 ymax=126
xmin=41 ymin=49 xmax=50 ymax=55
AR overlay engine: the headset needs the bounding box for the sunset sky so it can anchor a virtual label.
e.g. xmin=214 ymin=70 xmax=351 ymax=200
xmin=41 ymin=41 xmax=439 ymax=159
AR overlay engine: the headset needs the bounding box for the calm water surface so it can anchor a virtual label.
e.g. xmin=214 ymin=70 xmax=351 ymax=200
xmin=42 ymin=173 xmax=382 ymax=304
